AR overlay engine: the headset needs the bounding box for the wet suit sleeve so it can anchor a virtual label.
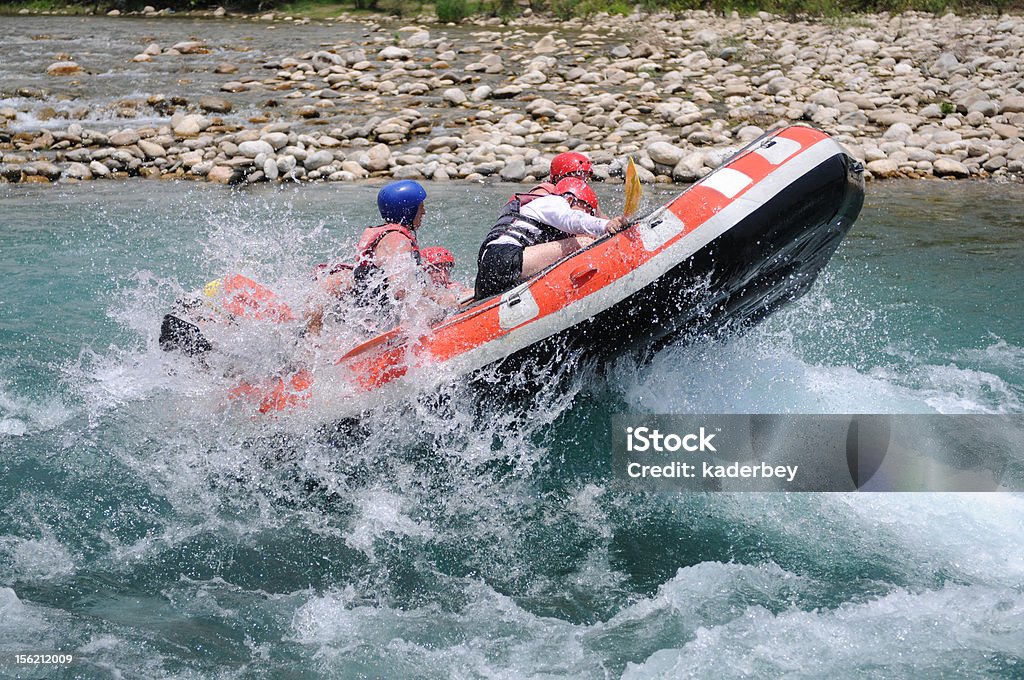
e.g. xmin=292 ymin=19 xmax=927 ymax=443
xmin=523 ymin=195 xmax=610 ymax=238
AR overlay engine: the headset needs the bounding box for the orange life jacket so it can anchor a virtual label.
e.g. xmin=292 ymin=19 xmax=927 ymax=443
xmin=352 ymin=223 xmax=422 ymax=310
xmin=355 ymin=223 xmax=420 ymax=269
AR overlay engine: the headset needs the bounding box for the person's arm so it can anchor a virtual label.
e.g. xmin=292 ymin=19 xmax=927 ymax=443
xmin=526 ymin=196 xmax=628 ymax=237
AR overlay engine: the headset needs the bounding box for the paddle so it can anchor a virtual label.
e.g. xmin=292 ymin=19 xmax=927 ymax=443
xmin=624 ymin=156 xmax=642 ymax=219
xmin=336 ymin=326 xmax=405 ymax=363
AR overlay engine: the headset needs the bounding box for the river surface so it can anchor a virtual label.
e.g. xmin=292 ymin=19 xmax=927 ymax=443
xmin=1 ymin=178 xmax=1023 ymax=678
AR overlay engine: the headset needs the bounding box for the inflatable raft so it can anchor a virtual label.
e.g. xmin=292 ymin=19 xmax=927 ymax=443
xmin=161 ymin=125 xmax=864 ymax=412
xmin=340 ymin=125 xmax=864 ymax=392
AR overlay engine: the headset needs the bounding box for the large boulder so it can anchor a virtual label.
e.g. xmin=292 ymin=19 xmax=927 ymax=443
xmin=207 ymin=165 xmax=241 ymax=184
xmin=933 ymin=157 xmax=970 ymax=177
xmin=238 ymin=140 xmax=274 ymax=158
xmin=928 ymin=52 xmax=965 ymax=78
xmin=533 ymin=35 xmax=558 ymax=54
xmin=303 ymin=150 xmax=335 ymax=171
xmin=425 ymin=136 xmax=463 ymax=152
xmin=89 ymin=160 xmax=112 ymax=177
xmin=402 ymin=31 xmax=430 ymax=48
xmin=672 ymin=152 xmax=706 ymax=182
xmin=1002 ymin=95 xmax=1024 ymax=114
xmin=866 ymin=159 xmax=901 ymax=177
xmin=362 ymin=143 xmax=391 ymax=172
xmin=647 ymin=141 xmax=686 ymax=167
xmin=499 ymin=157 xmax=527 ymax=182
xmin=261 ymin=132 xmax=289 ymax=150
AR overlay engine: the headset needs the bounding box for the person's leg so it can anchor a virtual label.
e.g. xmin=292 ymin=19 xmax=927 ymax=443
xmin=475 ymin=244 xmax=525 ymax=299
xmin=520 ymin=236 xmax=595 ymax=279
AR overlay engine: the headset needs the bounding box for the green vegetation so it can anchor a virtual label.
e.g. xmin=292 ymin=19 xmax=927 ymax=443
xmin=271 ymin=0 xmax=352 ymax=17
xmin=3 ymin=0 xmax=1022 ymax=19
xmin=1 ymin=0 xmax=95 ymax=12
xmin=435 ymin=0 xmax=469 ymax=20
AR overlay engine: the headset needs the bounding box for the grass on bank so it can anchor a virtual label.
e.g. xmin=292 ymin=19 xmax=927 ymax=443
xmin=4 ymin=0 xmax=1024 ymax=19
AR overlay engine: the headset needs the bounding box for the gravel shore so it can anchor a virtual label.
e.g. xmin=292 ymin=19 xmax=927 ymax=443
xmin=2 ymin=8 xmax=1023 ymax=185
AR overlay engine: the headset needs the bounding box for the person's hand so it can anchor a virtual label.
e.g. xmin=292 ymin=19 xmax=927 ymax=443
xmin=304 ymin=307 xmax=324 ymax=336
xmin=436 ymin=286 xmax=461 ymax=307
xmin=604 ymin=215 xmax=629 ymax=234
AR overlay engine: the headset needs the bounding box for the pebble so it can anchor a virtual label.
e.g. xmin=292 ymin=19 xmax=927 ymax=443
xmin=46 ymin=61 xmax=81 ymax=76
xmin=238 ymin=140 xmax=274 ymax=157
xmin=304 ymin=150 xmax=334 ymax=170
xmin=172 ymin=114 xmax=209 ymax=137
xmin=207 ymin=165 xmax=239 ymax=183
xmin=442 ymin=88 xmax=467 ymax=105
xmin=89 ymin=160 xmax=111 ymax=177
xmin=199 ymin=96 xmax=232 ymax=113
xmin=138 ymin=139 xmax=167 ymax=159
xmin=647 ymin=141 xmax=686 ymax=167
xmin=171 ymin=41 xmax=207 ymax=55
xmin=5 ymin=11 xmax=1024 ymax=186
xmin=108 ymin=129 xmax=140 ymax=146
xmin=63 ymin=162 xmax=92 ymax=180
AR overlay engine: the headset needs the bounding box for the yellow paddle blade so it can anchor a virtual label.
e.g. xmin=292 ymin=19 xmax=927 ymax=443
xmin=203 ymin=278 xmax=224 ymax=298
xmin=624 ymin=157 xmax=642 ymax=218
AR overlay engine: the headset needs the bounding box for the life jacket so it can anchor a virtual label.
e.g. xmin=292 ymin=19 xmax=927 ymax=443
xmin=482 ymin=190 xmax=566 ymax=250
xmin=355 ymin=223 xmax=420 ymax=268
xmin=313 ymin=261 xmax=355 ymax=278
xmin=351 ymin=223 xmax=422 ymax=310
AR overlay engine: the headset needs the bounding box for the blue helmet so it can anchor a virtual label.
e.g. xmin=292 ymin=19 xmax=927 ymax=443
xmin=377 ymin=180 xmax=427 ymax=226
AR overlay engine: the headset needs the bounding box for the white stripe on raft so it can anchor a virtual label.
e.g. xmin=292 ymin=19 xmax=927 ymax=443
xmin=700 ymin=168 xmax=754 ymax=199
xmin=753 ymin=136 xmax=802 ymax=165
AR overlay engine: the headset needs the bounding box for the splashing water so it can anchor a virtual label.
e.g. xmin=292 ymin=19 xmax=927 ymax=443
xmin=1 ymin=179 xmax=1022 ymax=677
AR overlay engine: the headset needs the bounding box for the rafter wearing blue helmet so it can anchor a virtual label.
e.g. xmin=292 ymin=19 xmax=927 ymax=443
xmin=351 ymin=180 xmax=448 ymax=323
xmin=377 ymin=180 xmax=428 ymax=227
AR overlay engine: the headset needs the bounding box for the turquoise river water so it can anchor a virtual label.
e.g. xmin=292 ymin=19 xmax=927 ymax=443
xmin=1 ymin=179 xmax=1023 ymax=678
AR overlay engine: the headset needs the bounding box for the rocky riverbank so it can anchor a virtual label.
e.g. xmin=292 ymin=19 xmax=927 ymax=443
xmin=2 ymin=9 xmax=1023 ymax=185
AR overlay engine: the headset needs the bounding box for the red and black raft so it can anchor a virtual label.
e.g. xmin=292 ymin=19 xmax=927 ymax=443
xmin=160 ymin=125 xmax=864 ymax=412
xmin=339 ymin=125 xmax=864 ymax=393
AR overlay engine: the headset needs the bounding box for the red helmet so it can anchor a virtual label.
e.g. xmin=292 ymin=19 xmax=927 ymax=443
xmin=554 ymin=177 xmax=599 ymax=216
xmin=421 ymin=246 xmax=455 ymax=268
xmin=421 ymin=246 xmax=455 ymax=287
xmin=550 ymin=152 xmax=593 ymax=183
